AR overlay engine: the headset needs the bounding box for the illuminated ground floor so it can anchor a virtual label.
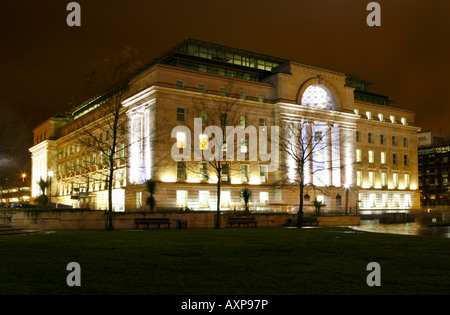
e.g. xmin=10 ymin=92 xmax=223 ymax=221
xmin=50 ymin=182 xmax=420 ymax=213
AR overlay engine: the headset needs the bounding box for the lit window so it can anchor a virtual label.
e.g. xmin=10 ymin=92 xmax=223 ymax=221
xmin=404 ymin=174 xmax=410 ymax=188
xmin=200 ymin=110 xmax=208 ymax=124
xmin=357 ymin=171 xmax=362 ymax=186
xmin=381 ymin=172 xmax=387 ymax=187
xmin=393 ymin=173 xmax=399 ymax=188
xmin=356 ymin=149 xmax=362 ymax=162
xmin=260 ymin=192 xmax=269 ymax=205
xmin=199 ymin=191 xmax=210 ymax=208
xmin=241 ymin=165 xmax=248 ymax=183
xmin=221 ymin=191 xmax=231 ymax=209
xmin=176 ymin=131 xmax=186 ymax=149
xmin=260 ymin=165 xmax=268 ymax=183
xmin=240 ymin=115 xmax=248 ymax=128
xmin=368 ymin=150 xmax=374 ymax=163
xmin=199 ymin=134 xmax=208 ymax=150
xmin=176 ymin=190 xmax=188 ymax=208
xmin=381 ymin=152 xmax=386 ymax=164
xmin=369 ymin=171 xmax=375 ymax=187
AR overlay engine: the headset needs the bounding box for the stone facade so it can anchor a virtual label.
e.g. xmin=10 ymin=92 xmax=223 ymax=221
xmin=29 ymin=39 xmax=421 ymax=213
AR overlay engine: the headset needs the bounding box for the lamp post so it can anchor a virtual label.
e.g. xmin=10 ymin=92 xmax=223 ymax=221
xmin=48 ymin=171 xmax=54 ymax=207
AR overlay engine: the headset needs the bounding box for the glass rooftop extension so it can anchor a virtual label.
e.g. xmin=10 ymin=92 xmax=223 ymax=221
xmin=160 ymin=38 xmax=289 ymax=82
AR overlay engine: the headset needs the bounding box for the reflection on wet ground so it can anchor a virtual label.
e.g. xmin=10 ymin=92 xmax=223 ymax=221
xmin=353 ymin=220 xmax=450 ymax=238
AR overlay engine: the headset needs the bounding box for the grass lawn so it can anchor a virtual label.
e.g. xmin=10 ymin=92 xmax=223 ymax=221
xmin=0 ymin=227 xmax=449 ymax=295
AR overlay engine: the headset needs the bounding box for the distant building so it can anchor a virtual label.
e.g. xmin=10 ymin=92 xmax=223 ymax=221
xmin=418 ymin=131 xmax=450 ymax=148
xmin=29 ymin=39 xmax=421 ymax=212
xmin=418 ymin=132 xmax=450 ymax=205
xmin=0 ymin=180 xmax=31 ymax=206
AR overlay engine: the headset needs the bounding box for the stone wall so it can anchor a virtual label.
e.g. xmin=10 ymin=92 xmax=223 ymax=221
xmin=0 ymin=210 xmax=360 ymax=230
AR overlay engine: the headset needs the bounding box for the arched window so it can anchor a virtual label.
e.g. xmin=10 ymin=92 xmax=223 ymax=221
xmin=301 ymin=84 xmax=337 ymax=110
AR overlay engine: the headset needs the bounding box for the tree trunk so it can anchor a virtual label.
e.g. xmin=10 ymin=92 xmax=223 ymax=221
xmin=297 ymin=181 xmax=304 ymax=228
xmin=106 ymin=160 xmax=114 ymax=231
xmin=215 ymin=169 xmax=221 ymax=229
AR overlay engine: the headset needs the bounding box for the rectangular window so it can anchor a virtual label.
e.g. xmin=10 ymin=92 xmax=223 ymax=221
xmin=404 ymin=154 xmax=409 ymax=166
xmin=393 ymin=173 xmax=399 ymax=188
xmin=177 ymin=108 xmax=186 ymax=122
xmin=380 ymin=134 xmax=385 ymax=145
xmin=260 ymin=192 xmax=269 ymax=205
xmin=177 ymin=161 xmax=186 ymax=180
xmin=221 ymin=191 xmax=231 ymax=209
xmin=392 ymin=136 xmax=397 ymax=146
xmin=260 ymin=165 xmax=268 ymax=183
xmin=241 ymin=164 xmax=249 ymax=183
xmin=314 ymin=131 xmax=323 ymax=142
xmin=368 ymin=150 xmax=374 ymax=163
xmin=381 ymin=172 xmax=387 ymax=187
xmin=368 ymin=133 xmax=374 ymax=144
xmin=198 ymin=83 xmax=206 ymax=93
xmin=356 ymin=149 xmax=362 ymax=163
xmin=259 ymin=118 xmax=267 ymax=131
xmin=199 ymin=191 xmax=210 ymax=208
xmin=403 ymin=137 xmax=408 ymax=147
xmin=176 ymin=190 xmax=188 ymax=208
xmin=200 ymin=110 xmax=208 ymax=124
xmin=176 ymin=80 xmax=185 ymax=90
xmin=381 ymin=152 xmax=386 ymax=164
xmin=240 ymin=115 xmax=248 ymax=128
xmin=404 ymin=174 xmax=410 ymax=188
xmin=200 ymin=163 xmax=208 ymax=181
xmin=177 ymin=131 xmax=186 ymax=149
xmin=393 ymin=153 xmax=398 ymax=165
xmin=369 ymin=171 xmax=375 ymax=187
xmin=356 ymin=131 xmax=361 ymax=142
xmin=258 ymin=93 xmax=265 ymax=102
xmin=357 ymin=171 xmax=362 ymax=187
xmin=240 ymin=90 xmax=247 ymax=100
xmin=199 ymin=134 xmax=208 ymax=150
xmin=221 ymin=164 xmax=229 ymax=182
xmin=219 ymin=87 xmax=227 ymax=96
xmin=136 ymin=192 xmax=142 ymax=210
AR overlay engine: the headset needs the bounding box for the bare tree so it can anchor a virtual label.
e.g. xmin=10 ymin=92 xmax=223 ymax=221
xmin=276 ymin=119 xmax=344 ymax=227
xmin=177 ymin=85 xmax=254 ymax=228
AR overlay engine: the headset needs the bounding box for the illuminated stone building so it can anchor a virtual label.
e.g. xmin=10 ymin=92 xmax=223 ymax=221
xmin=29 ymin=39 xmax=421 ymax=212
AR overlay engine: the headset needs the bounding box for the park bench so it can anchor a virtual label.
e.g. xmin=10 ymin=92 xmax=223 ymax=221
xmin=302 ymin=216 xmax=319 ymax=226
xmin=228 ymin=217 xmax=258 ymax=228
xmin=134 ymin=218 xmax=171 ymax=229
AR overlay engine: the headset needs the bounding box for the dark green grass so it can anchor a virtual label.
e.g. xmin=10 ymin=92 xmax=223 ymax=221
xmin=0 ymin=227 xmax=449 ymax=295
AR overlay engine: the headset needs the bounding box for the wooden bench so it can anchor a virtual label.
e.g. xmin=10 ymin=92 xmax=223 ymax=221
xmin=228 ymin=217 xmax=258 ymax=228
xmin=302 ymin=216 xmax=319 ymax=226
xmin=134 ymin=218 xmax=171 ymax=229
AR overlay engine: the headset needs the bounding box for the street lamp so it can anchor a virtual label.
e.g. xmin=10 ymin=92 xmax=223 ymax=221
xmin=48 ymin=171 xmax=54 ymax=207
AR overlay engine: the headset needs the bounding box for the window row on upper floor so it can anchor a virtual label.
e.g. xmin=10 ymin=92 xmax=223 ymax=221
xmin=354 ymin=109 xmax=409 ymax=125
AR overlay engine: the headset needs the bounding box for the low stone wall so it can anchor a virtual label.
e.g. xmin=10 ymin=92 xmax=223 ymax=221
xmin=0 ymin=210 xmax=360 ymax=230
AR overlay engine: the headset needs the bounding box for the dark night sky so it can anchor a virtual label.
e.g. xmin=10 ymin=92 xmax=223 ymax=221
xmin=1 ymin=0 xmax=449 ymax=135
